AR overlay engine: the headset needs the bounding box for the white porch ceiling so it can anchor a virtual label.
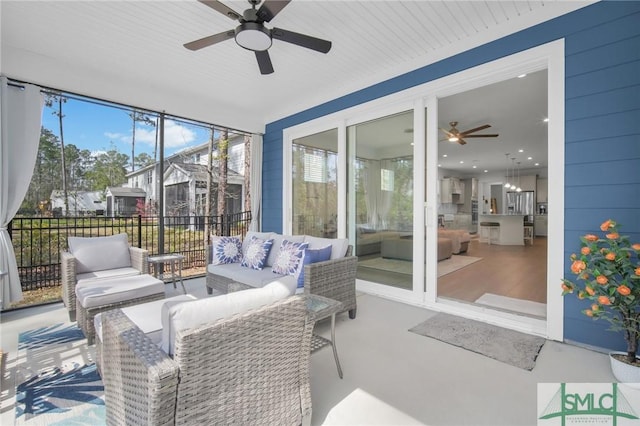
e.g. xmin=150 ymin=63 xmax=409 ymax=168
xmin=1 ymin=1 xmax=592 ymax=172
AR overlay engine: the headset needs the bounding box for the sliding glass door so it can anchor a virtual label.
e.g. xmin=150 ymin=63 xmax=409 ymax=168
xmin=347 ymin=110 xmax=414 ymax=289
xmin=291 ymin=129 xmax=338 ymax=237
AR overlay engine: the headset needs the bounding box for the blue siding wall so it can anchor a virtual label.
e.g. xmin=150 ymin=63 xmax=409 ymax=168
xmin=262 ymin=2 xmax=640 ymax=349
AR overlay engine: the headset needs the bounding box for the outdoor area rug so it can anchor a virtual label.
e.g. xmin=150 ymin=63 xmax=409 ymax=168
xmin=14 ymin=323 xmax=105 ymax=425
xmin=359 ymin=255 xmax=482 ymax=277
xmin=409 ymin=313 xmax=546 ymax=371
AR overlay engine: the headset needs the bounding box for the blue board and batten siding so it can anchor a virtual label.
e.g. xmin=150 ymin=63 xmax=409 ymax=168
xmin=262 ymin=1 xmax=640 ymax=350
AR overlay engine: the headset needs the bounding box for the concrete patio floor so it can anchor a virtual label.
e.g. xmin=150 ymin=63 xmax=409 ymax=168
xmin=1 ymin=277 xmax=616 ymax=425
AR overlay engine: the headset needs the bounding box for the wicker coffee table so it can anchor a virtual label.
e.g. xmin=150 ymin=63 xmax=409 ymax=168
xmin=307 ymin=294 xmax=344 ymax=379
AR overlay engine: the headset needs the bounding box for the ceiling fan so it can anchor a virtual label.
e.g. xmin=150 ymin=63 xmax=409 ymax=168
xmin=439 ymin=121 xmax=498 ymax=145
xmin=184 ymin=0 xmax=332 ymax=75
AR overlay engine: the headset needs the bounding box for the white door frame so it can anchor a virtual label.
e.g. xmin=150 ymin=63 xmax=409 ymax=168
xmin=282 ymin=40 xmax=565 ymax=340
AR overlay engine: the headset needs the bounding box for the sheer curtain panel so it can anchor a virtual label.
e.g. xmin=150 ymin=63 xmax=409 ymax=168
xmin=0 ymin=77 xmax=44 ymax=309
xmin=249 ymin=133 xmax=262 ymax=231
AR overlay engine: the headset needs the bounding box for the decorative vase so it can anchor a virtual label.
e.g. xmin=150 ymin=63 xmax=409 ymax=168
xmin=609 ymin=351 xmax=640 ymax=389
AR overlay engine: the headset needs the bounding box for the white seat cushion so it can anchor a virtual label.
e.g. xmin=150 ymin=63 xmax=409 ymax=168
xmin=77 ymin=267 xmax=140 ymax=284
xmin=161 ymin=280 xmax=292 ymax=355
xmin=68 ymin=233 xmax=132 ymax=273
xmin=75 ymin=274 xmax=164 ymax=309
xmin=94 ymin=294 xmax=196 ymax=345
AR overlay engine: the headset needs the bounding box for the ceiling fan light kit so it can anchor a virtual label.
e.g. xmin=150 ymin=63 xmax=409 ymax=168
xmin=439 ymin=121 xmax=498 ymax=146
xmin=185 ymin=0 xmax=332 ymax=74
xmin=235 ymin=22 xmax=272 ymax=51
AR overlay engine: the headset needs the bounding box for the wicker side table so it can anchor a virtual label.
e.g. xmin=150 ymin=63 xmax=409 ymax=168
xmin=307 ymin=294 xmax=344 ymax=379
xmin=148 ymin=253 xmax=187 ymax=294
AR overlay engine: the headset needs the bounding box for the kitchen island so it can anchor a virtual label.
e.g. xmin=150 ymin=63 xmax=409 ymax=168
xmin=479 ymin=214 xmax=525 ymax=245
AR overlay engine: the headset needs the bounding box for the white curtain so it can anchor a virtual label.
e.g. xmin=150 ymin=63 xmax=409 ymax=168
xmin=0 ymin=77 xmax=44 ymax=309
xmin=363 ymin=159 xmax=379 ymax=229
xmin=377 ymin=159 xmax=394 ymax=230
xmin=249 ymin=133 xmax=262 ymax=231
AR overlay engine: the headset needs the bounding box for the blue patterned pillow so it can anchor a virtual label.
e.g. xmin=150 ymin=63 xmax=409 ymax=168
xmin=272 ymin=240 xmax=309 ymax=276
xmin=296 ymin=245 xmax=332 ymax=289
xmin=241 ymin=236 xmax=273 ymax=270
xmin=212 ymin=237 xmax=242 ymax=265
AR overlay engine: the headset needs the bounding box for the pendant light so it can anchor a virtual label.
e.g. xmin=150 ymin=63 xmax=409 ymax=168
xmin=516 ymin=161 xmax=522 ymax=192
xmin=504 ymin=153 xmax=511 ymax=188
xmin=509 ymin=158 xmax=517 ymax=190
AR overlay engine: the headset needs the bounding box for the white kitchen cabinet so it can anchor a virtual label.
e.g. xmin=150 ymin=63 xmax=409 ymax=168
xmin=537 ymin=178 xmax=548 ymax=203
xmin=440 ymin=178 xmax=465 ymax=204
xmin=534 ymin=215 xmax=548 ymax=236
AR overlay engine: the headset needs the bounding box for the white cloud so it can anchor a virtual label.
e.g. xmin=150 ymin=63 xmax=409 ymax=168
xmin=113 ymin=120 xmax=197 ymax=149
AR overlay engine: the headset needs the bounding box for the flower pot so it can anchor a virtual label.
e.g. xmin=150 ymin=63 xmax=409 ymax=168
xmin=609 ymin=351 xmax=640 ymax=389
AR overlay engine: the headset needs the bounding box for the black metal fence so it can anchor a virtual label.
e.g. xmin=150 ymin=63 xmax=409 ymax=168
xmin=9 ymin=211 xmax=251 ymax=292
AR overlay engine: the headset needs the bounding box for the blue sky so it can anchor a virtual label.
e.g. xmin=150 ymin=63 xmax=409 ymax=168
xmin=40 ymin=95 xmax=214 ymax=160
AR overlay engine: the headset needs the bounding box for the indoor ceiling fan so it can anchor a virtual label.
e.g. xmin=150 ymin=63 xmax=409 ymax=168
xmin=184 ymin=0 xmax=332 ymax=75
xmin=439 ymin=121 xmax=498 ymax=145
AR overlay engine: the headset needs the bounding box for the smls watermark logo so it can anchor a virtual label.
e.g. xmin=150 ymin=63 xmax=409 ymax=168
xmin=538 ymin=383 xmax=640 ymax=425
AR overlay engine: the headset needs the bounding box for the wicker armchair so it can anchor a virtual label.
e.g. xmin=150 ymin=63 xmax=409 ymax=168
xmin=208 ymin=245 xmax=358 ymax=319
xmin=61 ymin=238 xmax=148 ymax=322
xmin=100 ymin=295 xmax=313 ymax=426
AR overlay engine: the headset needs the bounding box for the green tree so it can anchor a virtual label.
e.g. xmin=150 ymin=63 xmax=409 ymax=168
xmin=134 ymin=152 xmax=155 ymax=169
xmin=129 ymin=110 xmax=156 ymax=172
xmin=87 ymin=143 xmax=130 ymax=190
xmin=45 ymin=93 xmax=69 ymax=215
xmin=22 ymin=128 xmax=62 ymax=213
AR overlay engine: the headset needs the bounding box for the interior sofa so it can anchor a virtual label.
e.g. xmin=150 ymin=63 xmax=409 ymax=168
xmin=437 ymin=229 xmax=471 ymax=254
xmin=381 ymin=236 xmax=453 ymax=261
xmin=207 ymin=231 xmax=358 ymax=319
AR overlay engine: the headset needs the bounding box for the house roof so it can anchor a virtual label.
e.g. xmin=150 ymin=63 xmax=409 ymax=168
xmin=164 ymin=162 xmax=244 ymax=185
xmin=106 ymin=187 xmax=147 ymax=197
xmin=50 ymin=190 xmax=106 ymax=212
xmin=0 ymin=1 xmax=593 ymax=133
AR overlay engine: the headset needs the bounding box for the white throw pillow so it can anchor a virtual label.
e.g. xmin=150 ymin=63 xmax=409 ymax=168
xmin=68 ymin=233 xmax=132 ymax=274
xmin=211 ymin=236 xmax=243 ymax=265
xmin=161 ymin=280 xmax=291 ymax=355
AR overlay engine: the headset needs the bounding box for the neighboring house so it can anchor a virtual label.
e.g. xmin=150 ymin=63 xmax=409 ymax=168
xmin=126 ymin=137 xmax=247 ymax=216
xmin=49 ymin=190 xmax=106 ymax=216
xmin=261 ymin=3 xmax=640 ymax=353
xmin=164 ymin=162 xmax=244 ymax=217
xmin=105 ymin=187 xmax=146 ymax=217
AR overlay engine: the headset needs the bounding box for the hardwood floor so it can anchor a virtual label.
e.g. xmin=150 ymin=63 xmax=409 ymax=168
xmin=356 ymin=236 xmax=547 ymax=312
xmin=437 ymin=236 xmax=547 ymax=304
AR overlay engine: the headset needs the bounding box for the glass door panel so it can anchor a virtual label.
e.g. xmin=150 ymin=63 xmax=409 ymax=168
xmin=435 ymin=70 xmax=548 ymax=318
xmin=348 ymin=110 xmax=414 ymax=289
xmin=292 ymin=129 xmax=338 ymax=237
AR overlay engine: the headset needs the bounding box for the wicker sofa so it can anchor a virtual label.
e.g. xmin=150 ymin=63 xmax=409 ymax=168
xmin=206 ymin=231 xmax=358 ymax=319
xmin=100 ymin=285 xmax=313 ymax=426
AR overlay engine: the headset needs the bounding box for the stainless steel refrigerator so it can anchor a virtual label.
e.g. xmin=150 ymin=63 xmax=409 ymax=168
xmin=506 ymin=191 xmax=535 ymax=222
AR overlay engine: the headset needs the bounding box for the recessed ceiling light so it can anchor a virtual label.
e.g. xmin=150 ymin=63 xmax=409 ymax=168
xmin=543 ymin=118 xmax=549 ymax=122
xmin=518 ymin=149 xmax=524 ymax=153
xmin=528 ymin=157 xmax=532 ymax=160
xmin=459 ymin=161 xmax=464 ymax=164
xmin=438 ymin=164 xmax=441 ymax=167
xmin=518 ymin=74 xmax=527 ymax=78
xmin=535 ymin=163 xmax=540 ymax=166
xmin=472 ymin=165 xmax=477 ymax=169
xmin=484 ymin=170 xmax=488 ymax=173
xmin=443 ymin=154 xmax=447 ymax=158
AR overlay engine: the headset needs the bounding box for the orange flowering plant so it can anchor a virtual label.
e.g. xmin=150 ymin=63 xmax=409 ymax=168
xmin=562 ymin=219 xmax=640 ymax=364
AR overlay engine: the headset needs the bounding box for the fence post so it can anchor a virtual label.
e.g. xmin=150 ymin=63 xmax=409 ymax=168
xmin=137 ymin=215 xmax=142 ymax=248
